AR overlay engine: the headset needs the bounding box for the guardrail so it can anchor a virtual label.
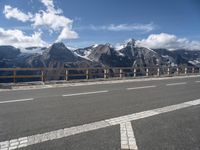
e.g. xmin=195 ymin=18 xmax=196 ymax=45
xmin=0 ymin=66 xmax=200 ymax=83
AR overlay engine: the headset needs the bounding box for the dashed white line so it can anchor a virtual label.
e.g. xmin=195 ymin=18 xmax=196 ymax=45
xmin=127 ymin=85 xmax=156 ymax=90
xmin=1 ymin=98 xmax=200 ymax=150
xmin=0 ymin=98 xmax=34 ymax=104
xmin=120 ymin=122 xmax=138 ymax=150
xmin=62 ymin=90 xmax=109 ymax=97
xmin=166 ymin=82 xmax=187 ymax=86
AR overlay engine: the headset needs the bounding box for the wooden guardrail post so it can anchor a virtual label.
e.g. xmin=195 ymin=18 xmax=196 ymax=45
xmin=134 ymin=68 xmax=136 ymax=77
xmin=192 ymin=68 xmax=195 ymax=74
xmin=13 ymin=70 xmax=16 ymax=83
xmin=146 ymin=68 xmax=149 ymax=77
xmin=104 ymin=69 xmax=107 ymax=79
xmin=120 ymin=69 xmax=123 ymax=78
xmin=167 ymin=67 xmax=170 ymax=76
xmin=185 ymin=67 xmax=187 ymax=75
xmin=176 ymin=67 xmax=179 ymax=75
xmin=157 ymin=68 xmax=160 ymax=76
xmin=65 ymin=69 xmax=69 ymax=81
xmin=41 ymin=69 xmax=44 ymax=82
xmin=86 ymin=69 xmax=89 ymax=80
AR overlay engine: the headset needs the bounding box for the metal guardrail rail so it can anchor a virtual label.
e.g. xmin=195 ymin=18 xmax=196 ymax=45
xmin=0 ymin=66 xmax=200 ymax=83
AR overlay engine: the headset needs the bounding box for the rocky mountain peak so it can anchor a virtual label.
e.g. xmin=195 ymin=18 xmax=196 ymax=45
xmin=50 ymin=42 xmax=66 ymax=50
xmin=43 ymin=42 xmax=76 ymax=62
xmin=126 ymin=39 xmax=136 ymax=47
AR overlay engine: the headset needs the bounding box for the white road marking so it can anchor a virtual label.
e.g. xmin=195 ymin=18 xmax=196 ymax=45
xmin=166 ymin=82 xmax=187 ymax=86
xmin=0 ymin=98 xmax=34 ymax=104
xmin=127 ymin=85 xmax=156 ymax=90
xmin=195 ymin=81 xmax=200 ymax=83
xmin=1 ymin=98 xmax=200 ymax=150
xmin=62 ymin=90 xmax=108 ymax=97
xmin=120 ymin=122 xmax=138 ymax=150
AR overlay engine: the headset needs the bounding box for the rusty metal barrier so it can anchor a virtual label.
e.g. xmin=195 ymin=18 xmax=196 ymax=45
xmin=0 ymin=66 xmax=200 ymax=83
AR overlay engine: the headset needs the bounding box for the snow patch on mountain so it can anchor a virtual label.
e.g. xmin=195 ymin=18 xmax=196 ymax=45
xmin=20 ymin=47 xmax=46 ymax=54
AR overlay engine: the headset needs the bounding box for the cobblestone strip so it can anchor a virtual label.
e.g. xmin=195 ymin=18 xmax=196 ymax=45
xmin=120 ymin=122 xmax=138 ymax=150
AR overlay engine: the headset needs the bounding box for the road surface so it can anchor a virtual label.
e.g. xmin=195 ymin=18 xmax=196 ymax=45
xmin=0 ymin=76 xmax=200 ymax=150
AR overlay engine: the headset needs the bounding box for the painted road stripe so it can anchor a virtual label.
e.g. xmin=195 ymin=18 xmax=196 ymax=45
xmin=120 ymin=122 xmax=138 ymax=150
xmin=1 ymin=98 xmax=200 ymax=150
xmin=195 ymin=81 xmax=200 ymax=83
xmin=166 ymin=82 xmax=187 ymax=86
xmin=62 ymin=90 xmax=109 ymax=97
xmin=0 ymin=98 xmax=34 ymax=104
xmin=127 ymin=85 xmax=156 ymax=90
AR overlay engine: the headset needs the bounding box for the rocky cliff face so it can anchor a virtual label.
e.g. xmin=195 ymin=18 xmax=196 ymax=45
xmin=118 ymin=39 xmax=161 ymax=67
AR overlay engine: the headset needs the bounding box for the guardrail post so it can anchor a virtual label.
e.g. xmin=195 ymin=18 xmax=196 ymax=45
xmin=157 ymin=68 xmax=160 ymax=76
xmin=104 ymin=69 xmax=107 ymax=79
xmin=41 ymin=70 xmax=44 ymax=82
xmin=192 ymin=68 xmax=195 ymax=74
xmin=199 ymin=68 xmax=200 ymax=74
xmin=120 ymin=69 xmax=123 ymax=78
xmin=146 ymin=68 xmax=149 ymax=77
xmin=134 ymin=68 xmax=136 ymax=77
xmin=65 ymin=69 xmax=69 ymax=81
xmin=167 ymin=67 xmax=170 ymax=76
xmin=107 ymin=69 xmax=110 ymax=78
xmin=13 ymin=70 xmax=16 ymax=83
xmin=176 ymin=67 xmax=179 ymax=75
xmin=185 ymin=67 xmax=187 ymax=75
xmin=86 ymin=69 xmax=89 ymax=80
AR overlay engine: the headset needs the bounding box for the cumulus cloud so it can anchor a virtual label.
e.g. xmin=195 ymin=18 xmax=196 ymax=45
xmin=33 ymin=11 xmax=72 ymax=31
xmin=57 ymin=27 xmax=79 ymax=42
xmin=3 ymin=5 xmax=33 ymax=22
xmin=41 ymin=0 xmax=54 ymax=8
xmin=136 ymin=33 xmax=200 ymax=50
xmin=32 ymin=0 xmax=78 ymax=41
xmin=40 ymin=0 xmax=62 ymax=13
xmin=0 ymin=28 xmax=48 ymax=48
xmin=3 ymin=0 xmax=78 ymax=43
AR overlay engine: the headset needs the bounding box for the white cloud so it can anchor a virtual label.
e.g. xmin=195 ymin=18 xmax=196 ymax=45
xmin=79 ymin=23 xmax=156 ymax=32
xmin=107 ymin=23 xmax=155 ymax=32
xmin=33 ymin=11 xmax=73 ymax=31
xmin=136 ymin=33 xmax=200 ymax=50
xmin=3 ymin=5 xmax=33 ymax=22
xmin=3 ymin=0 xmax=78 ymax=43
xmin=41 ymin=0 xmax=54 ymax=8
xmin=57 ymin=27 xmax=79 ymax=42
xmin=33 ymin=0 xmax=78 ymax=40
xmin=0 ymin=28 xmax=48 ymax=48
xmin=40 ymin=0 xmax=62 ymax=14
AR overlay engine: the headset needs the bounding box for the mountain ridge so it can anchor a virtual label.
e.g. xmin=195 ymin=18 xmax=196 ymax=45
xmin=0 ymin=40 xmax=200 ymax=70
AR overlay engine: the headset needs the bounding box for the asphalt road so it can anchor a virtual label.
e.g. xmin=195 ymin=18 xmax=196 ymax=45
xmin=0 ymin=76 xmax=200 ymax=150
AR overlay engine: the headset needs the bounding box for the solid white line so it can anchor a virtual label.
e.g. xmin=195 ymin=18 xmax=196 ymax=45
xmin=1 ymin=98 xmax=200 ymax=150
xmin=127 ymin=85 xmax=156 ymax=90
xmin=166 ymin=82 xmax=186 ymax=86
xmin=62 ymin=90 xmax=109 ymax=97
xmin=0 ymin=98 xmax=34 ymax=104
xmin=195 ymin=81 xmax=200 ymax=83
xmin=120 ymin=122 xmax=138 ymax=150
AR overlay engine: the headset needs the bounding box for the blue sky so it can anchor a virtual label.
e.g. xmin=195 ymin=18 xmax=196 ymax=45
xmin=0 ymin=0 xmax=200 ymax=49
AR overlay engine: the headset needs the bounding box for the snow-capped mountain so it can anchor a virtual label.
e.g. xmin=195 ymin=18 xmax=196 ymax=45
xmin=1 ymin=40 xmax=200 ymax=70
